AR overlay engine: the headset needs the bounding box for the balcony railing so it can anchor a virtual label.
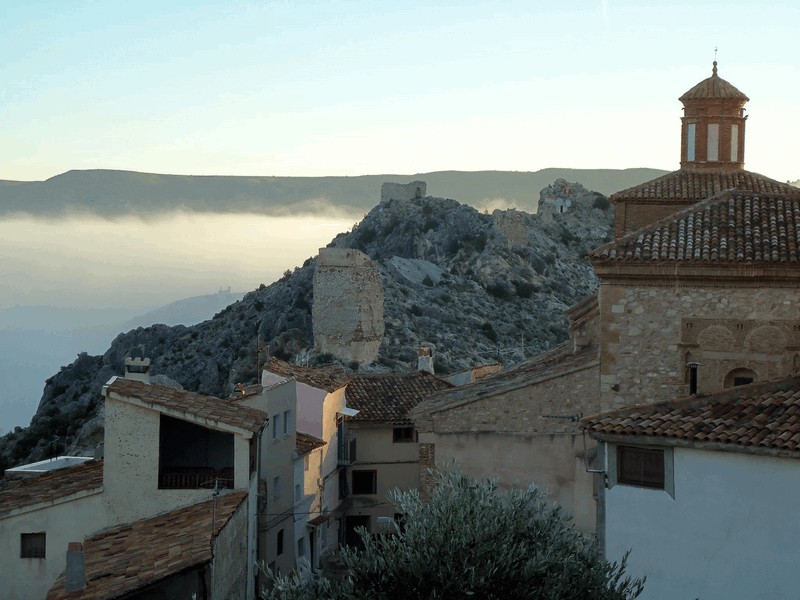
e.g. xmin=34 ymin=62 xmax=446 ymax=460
xmin=158 ymin=467 xmax=234 ymax=490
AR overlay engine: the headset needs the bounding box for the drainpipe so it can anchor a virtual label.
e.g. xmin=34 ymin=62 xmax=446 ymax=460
xmin=248 ymin=419 xmax=268 ymax=600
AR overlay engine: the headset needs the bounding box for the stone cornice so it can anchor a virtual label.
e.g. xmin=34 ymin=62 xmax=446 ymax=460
xmin=593 ymin=262 xmax=800 ymax=287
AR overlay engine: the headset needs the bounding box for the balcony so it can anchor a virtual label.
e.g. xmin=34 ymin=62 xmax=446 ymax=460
xmin=158 ymin=467 xmax=234 ymax=490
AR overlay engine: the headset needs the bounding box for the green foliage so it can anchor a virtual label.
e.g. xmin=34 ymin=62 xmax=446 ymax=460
xmin=261 ymin=468 xmax=644 ymax=600
xmin=486 ymin=282 xmax=512 ymax=300
xmin=592 ymin=194 xmax=611 ymax=210
xmin=513 ymin=280 xmax=536 ymax=299
xmin=410 ymin=304 xmax=423 ymax=316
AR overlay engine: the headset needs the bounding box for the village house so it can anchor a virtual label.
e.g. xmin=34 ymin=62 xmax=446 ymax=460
xmin=1 ymin=358 xmax=266 ymax=599
xmin=338 ymin=366 xmax=452 ymax=545
xmin=293 ymin=431 xmax=326 ymax=577
xmin=583 ymin=377 xmax=800 ymax=599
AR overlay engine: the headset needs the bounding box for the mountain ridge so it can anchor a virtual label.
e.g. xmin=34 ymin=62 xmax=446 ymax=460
xmin=0 ymin=168 xmax=666 ymax=218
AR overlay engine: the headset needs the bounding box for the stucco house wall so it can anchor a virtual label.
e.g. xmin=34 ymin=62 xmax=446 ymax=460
xmin=604 ymin=446 xmax=800 ymax=600
xmin=599 ymin=285 xmax=800 ymax=412
xmin=1 ymin=493 xmax=104 ymax=600
xmin=345 ymin=424 xmax=420 ymax=529
xmin=102 ymin=398 xmax=216 ymax=524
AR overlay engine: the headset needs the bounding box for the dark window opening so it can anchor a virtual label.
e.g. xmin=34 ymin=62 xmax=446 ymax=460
xmin=21 ymin=533 xmax=46 ymax=558
xmin=339 ymin=469 xmax=348 ymax=499
xmin=724 ymin=367 xmax=757 ymax=389
xmin=158 ymin=415 xmax=234 ymax=489
xmin=277 ymin=529 xmax=284 ymax=556
xmin=617 ymin=446 xmax=665 ymax=489
xmin=352 ymin=470 xmax=377 ymax=495
xmin=393 ymin=427 xmax=416 ymax=443
xmin=344 ymin=515 xmax=370 ymax=549
xmin=687 ymin=362 xmax=699 ymax=395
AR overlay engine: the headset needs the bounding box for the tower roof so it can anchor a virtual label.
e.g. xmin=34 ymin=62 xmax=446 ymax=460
xmin=679 ymin=61 xmax=749 ymax=103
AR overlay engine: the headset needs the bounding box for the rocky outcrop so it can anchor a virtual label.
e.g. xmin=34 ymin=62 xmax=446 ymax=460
xmin=0 ymin=180 xmax=613 ymax=472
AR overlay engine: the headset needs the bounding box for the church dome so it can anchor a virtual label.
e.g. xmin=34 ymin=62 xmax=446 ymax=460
xmin=679 ymin=61 xmax=749 ymax=103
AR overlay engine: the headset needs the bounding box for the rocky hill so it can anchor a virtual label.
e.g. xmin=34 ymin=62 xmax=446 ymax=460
xmin=0 ymin=180 xmax=613 ymax=472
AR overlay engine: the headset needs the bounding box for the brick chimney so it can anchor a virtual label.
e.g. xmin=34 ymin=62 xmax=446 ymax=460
xmin=124 ymin=357 xmax=151 ymax=383
xmin=418 ymin=343 xmax=434 ymax=374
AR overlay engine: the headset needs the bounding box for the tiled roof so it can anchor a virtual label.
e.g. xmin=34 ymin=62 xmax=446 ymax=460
xmin=47 ymin=492 xmax=247 ymax=600
xmin=0 ymin=460 xmax=103 ymax=517
xmin=106 ymin=378 xmax=267 ymax=435
xmin=583 ymin=376 xmax=800 ymax=454
xmin=610 ymin=168 xmax=794 ymax=202
xmin=591 ymin=191 xmax=800 ymax=263
xmin=679 ymin=62 xmax=749 ymax=102
xmin=411 ymin=342 xmax=598 ymax=417
xmin=296 ymin=431 xmax=326 ymax=455
xmin=345 ymin=372 xmax=453 ymax=424
xmin=263 ymin=357 xmax=349 ymax=392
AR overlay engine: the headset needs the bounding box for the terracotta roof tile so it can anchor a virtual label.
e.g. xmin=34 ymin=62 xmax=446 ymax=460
xmin=0 ymin=460 xmax=103 ymax=517
xmin=412 ymin=342 xmax=598 ymax=417
xmin=296 ymin=431 xmax=326 ymax=455
xmin=678 ymin=62 xmax=749 ymax=102
xmin=591 ymin=191 xmax=800 ymax=264
xmin=345 ymin=372 xmax=453 ymax=424
xmin=583 ymin=376 xmax=800 ymax=454
xmin=106 ymin=378 xmax=267 ymax=435
xmin=263 ymin=357 xmax=349 ymax=392
xmin=610 ymin=168 xmax=794 ymax=203
xmin=47 ymin=491 xmax=247 ymax=600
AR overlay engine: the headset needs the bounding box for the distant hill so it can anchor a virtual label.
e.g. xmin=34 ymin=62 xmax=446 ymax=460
xmin=0 ymin=168 xmax=666 ymax=218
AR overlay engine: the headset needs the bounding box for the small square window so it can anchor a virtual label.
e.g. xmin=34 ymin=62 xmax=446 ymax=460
xmin=21 ymin=533 xmax=46 ymax=558
xmin=393 ymin=427 xmax=416 ymax=443
xmin=352 ymin=470 xmax=377 ymax=495
xmin=617 ymin=446 xmax=665 ymax=489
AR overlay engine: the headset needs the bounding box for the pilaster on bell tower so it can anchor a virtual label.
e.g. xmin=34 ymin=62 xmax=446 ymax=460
xmin=679 ymin=61 xmax=749 ymax=170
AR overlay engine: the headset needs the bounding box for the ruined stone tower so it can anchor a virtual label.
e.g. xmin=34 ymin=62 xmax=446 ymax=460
xmin=312 ymin=247 xmax=384 ymax=364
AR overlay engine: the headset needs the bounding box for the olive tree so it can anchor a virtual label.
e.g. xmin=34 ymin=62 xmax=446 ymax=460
xmin=262 ymin=468 xmax=644 ymax=600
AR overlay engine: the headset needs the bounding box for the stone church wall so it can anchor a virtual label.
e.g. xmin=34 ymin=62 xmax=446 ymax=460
xmin=599 ymin=284 xmax=800 ymax=411
xmin=312 ymin=248 xmax=384 ymax=364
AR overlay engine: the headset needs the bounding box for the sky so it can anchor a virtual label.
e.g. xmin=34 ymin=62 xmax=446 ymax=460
xmin=1 ymin=0 xmax=799 ymax=183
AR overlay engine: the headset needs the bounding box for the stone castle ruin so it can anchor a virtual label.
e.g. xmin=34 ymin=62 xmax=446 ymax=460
xmin=312 ymin=247 xmax=385 ymax=364
xmin=380 ymin=180 xmax=426 ymax=203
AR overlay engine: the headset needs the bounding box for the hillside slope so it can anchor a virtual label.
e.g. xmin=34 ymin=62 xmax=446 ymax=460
xmin=0 ymin=180 xmax=613 ymax=471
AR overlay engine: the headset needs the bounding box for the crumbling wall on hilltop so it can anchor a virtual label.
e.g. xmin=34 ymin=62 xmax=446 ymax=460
xmin=312 ymin=248 xmax=384 ymax=364
xmin=380 ymin=181 xmax=426 ymax=203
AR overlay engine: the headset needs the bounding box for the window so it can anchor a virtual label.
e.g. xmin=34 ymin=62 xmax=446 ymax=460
xmin=617 ymin=446 xmax=665 ymax=489
xmin=687 ymin=362 xmax=699 ymax=395
xmin=393 ymin=427 xmax=416 ymax=443
xmin=707 ymin=123 xmax=719 ymax=161
xmin=352 ymin=470 xmax=377 ymax=495
xmin=272 ymin=416 xmax=278 ymax=440
xmin=273 ymin=475 xmax=281 ymax=499
xmin=21 ymin=533 xmax=46 ymax=558
xmin=731 ymin=124 xmax=739 ymax=161
xmin=686 ymin=123 xmax=696 ymax=161
xmin=297 ymin=536 xmax=306 ymax=557
xmin=283 ymin=410 xmax=291 ymax=436
xmin=725 ymin=367 xmax=757 ymax=388
xmin=277 ymin=529 xmax=284 ymax=556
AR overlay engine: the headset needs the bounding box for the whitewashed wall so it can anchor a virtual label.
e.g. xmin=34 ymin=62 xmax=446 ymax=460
xmin=605 ymin=446 xmax=800 ymax=600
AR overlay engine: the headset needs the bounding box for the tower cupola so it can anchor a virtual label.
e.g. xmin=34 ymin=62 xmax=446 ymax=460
xmin=679 ymin=61 xmax=749 ymax=170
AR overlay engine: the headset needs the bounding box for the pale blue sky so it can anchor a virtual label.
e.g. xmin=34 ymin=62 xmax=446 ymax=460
xmin=2 ymin=0 xmax=798 ymax=182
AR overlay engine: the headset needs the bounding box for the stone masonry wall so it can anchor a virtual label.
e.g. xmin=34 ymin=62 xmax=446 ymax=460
xmin=426 ymin=365 xmax=599 ymax=435
xmin=211 ymin=496 xmax=249 ymax=600
xmin=380 ymin=181 xmax=426 ymax=203
xmin=599 ymin=283 xmax=800 ymax=411
xmin=312 ymin=248 xmax=385 ymax=364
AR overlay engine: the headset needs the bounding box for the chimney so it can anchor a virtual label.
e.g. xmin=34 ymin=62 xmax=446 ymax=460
xmin=418 ymin=343 xmax=434 ymax=375
xmin=124 ymin=357 xmax=151 ymax=383
xmin=65 ymin=542 xmax=86 ymax=593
